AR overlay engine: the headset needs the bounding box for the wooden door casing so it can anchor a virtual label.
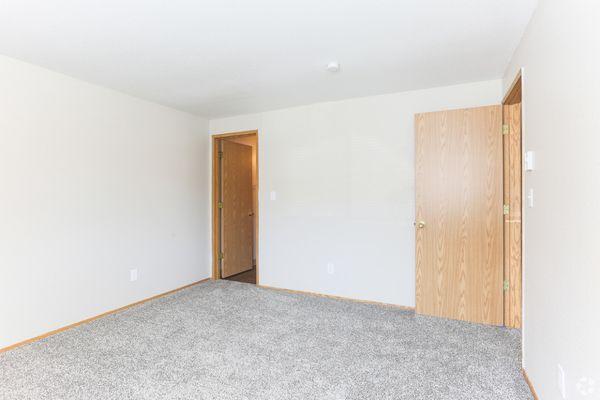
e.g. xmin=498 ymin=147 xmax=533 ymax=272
xmin=503 ymin=102 xmax=522 ymax=328
xmin=415 ymin=105 xmax=504 ymax=325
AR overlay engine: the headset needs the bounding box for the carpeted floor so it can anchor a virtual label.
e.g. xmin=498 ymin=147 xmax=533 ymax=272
xmin=0 ymin=280 xmax=532 ymax=400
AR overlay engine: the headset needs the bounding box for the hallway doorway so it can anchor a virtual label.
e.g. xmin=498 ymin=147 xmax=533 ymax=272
xmin=212 ymin=130 xmax=258 ymax=284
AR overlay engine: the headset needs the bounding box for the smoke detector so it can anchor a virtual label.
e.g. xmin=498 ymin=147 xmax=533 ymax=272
xmin=326 ymin=61 xmax=340 ymax=73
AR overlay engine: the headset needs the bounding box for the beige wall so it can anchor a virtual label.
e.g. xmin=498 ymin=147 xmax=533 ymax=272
xmin=503 ymin=1 xmax=600 ymax=398
xmin=210 ymin=80 xmax=503 ymax=306
xmin=0 ymin=55 xmax=210 ymax=349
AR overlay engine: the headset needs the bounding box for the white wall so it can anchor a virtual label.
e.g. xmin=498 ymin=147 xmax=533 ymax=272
xmin=0 ymin=56 xmax=210 ymax=349
xmin=210 ymin=80 xmax=502 ymax=307
xmin=503 ymin=1 xmax=600 ymax=399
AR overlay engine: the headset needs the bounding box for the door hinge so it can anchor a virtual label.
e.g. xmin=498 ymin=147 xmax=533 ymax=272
xmin=503 ymin=204 xmax=510 ymax=215
xmin=217 ymin=202 xmax=223 ymax=209
xmin=218 ymin=151 xmax=224 ymax=159
xmin=502 ymin=124 xmax=510 ymax=135
xmin=503 ymin=280 xmax=510 ymax=291
xmin=218 ymin=252 xmax=224 ymax=261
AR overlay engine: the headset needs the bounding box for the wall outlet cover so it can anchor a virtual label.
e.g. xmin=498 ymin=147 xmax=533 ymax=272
xmin=327 ymin=262 xmax=335 ymax=275
xmin=130 ymin=268 xmax=138 ymax=282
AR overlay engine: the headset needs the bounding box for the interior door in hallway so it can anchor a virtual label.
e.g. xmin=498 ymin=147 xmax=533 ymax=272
xmin=415 ymin=105 xmax=504 ymax=325
xmin=220 ymin=140 xmax=254 ymax=278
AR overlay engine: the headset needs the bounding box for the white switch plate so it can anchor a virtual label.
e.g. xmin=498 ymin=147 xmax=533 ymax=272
xmin=557 ymin=364 xmax=567 ymax=399
xmin=130 ymin=268 xmax=138 ymax=282
xmin=270 ymin=191 xmax=277 ymax=201
xmin=525 ymin=151 xmax=535 ymax=171
xmin=527 ymin=188 xmax=534 ymax=208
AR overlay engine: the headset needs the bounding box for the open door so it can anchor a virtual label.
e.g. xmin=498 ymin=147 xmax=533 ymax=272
xmin=415 ymin=105 xmax=504 ymax=325
xmin=219 ymin=140 xmax=254 ymax=278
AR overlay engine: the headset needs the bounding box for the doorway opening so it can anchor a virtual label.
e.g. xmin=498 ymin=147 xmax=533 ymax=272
xmin=212 ymin=130 xmax=258 ymax=284
xmin=502 ymin=72 xmax=523 ymax=328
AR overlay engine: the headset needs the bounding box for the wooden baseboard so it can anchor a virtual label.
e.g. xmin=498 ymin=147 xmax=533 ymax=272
xmin=258 ymin=284 xmax=415 ymax=311
xmin=522 ymin=368 xmax=540 ymax=400
xmin=0 ymin=278 xmax=210 ymax=354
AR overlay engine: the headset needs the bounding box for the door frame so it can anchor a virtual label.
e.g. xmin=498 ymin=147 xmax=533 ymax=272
xmin=502 ymin=70 xmax=522 ymax=105
xmin=211 ymin=130 xmax=259 ymax=282
xmin=502 ymin=70 xmax=523 ymax=328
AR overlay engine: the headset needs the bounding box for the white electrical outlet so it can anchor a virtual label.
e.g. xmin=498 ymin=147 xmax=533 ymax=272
xmin=270 ymin=191 xmax=277 ymax=201
xmin=557 ymin=364 xmax=567 ymax=399
xmin=576 ymin=376 xmax=596 ymax=397
xmin=129 ymin=268 xmax=138 ymax=282
xmin=327 ymin=262 xmax=335 ymax=275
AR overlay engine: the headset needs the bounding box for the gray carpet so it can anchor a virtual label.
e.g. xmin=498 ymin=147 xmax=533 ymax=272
xmin=0 ymin=280 xmax=532 ymax=400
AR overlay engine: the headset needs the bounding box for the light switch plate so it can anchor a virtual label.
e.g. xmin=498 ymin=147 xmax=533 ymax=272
xmin=557 ymin=364 xmax=567 ymax=399
xmin=525 ymin=151 xmax=535 ymax=171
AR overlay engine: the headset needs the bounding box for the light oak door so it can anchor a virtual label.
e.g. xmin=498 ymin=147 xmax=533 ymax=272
xmin=415 ymin=105 xmax=504 ymax=325
xmin=220 ymin=140 xmax=254 ymax=278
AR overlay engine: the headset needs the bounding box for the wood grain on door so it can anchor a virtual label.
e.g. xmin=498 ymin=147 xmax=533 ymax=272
xmin=220 ymin=140 xmax=254 ymax=278
xmin=415 ymin=105 xmax=504 ymax=325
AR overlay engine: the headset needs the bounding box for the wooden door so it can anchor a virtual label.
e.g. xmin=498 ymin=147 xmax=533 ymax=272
xmin=220 ymin=140 xmax=254 ymax=278
xmin=503 ymin=103 xmax=522 ymax=328
xmin=415 ymin=105 xmax=504 ymax=325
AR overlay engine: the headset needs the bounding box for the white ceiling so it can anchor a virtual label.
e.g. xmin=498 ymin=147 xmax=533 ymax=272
xmin=0 ymin=0 xmax=537 ymax=118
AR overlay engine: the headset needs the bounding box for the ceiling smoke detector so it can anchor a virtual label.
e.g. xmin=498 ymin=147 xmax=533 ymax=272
xmin=326 ymin=61 xmax=340 ymax=73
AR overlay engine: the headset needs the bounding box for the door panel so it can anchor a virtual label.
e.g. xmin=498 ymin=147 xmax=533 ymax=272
xmin=221 ymin=140 xmax=254 ymax=278
xmin=415 ymin=105 xmax=503 ymax=325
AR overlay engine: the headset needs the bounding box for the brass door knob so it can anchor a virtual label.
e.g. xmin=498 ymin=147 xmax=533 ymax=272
xmin=414 ymin=221 xmax=426 ymax=229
